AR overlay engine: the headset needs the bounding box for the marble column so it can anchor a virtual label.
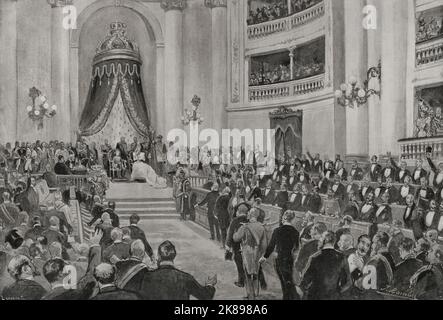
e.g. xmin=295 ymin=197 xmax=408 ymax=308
xmin=344 ymin=0 xmax=368 ymax=162
xmin=48 ymin=0 xmax=71 ymax=142
xmin=366 ymin=0 xmax=382 ymax=157
xmin=289 ymin=47 xmax=295 ymax=80
xmin=161 ymin=0 xmax=186 ymax=137
xmin=0 ymin=0 xmax=18 ymax=143
xmin=205 ymin=0 xmax=228 ymax=133
xmin=380 ymin=0 xmax=408 ymax=155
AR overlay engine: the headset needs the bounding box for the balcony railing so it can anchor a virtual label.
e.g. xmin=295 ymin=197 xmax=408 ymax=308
xmin=247 ymin=1 xmax=325 ymax=40
xmin=248 ymin=73 xmax=325 ymax=102
xmin=399 ymin=136 xmax=443 ymax=160
xmin=416 ymin=36 xmax=443 ymax=67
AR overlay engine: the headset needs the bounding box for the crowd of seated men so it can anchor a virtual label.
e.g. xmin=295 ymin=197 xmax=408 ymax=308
xmin=247 ymin=0 xmax=322 ymax=25
xmin=190 ymin=148 xmax=443 ymax=242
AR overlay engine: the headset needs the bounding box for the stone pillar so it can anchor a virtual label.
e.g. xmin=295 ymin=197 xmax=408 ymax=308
xmin=366 ymin=0 xmax=382 ymax=157
xmin=205 ymin=0 xmax=228 ymax=133
xmin=289 ymin=47 xmax=295 ymax=80
xmin=0 ymin=0 xmax=17 ymax=143
xmin=379 ymin=0 xmax=408 ymax=155
xmin=161 ymin=0 xmax=186 ymax=137
xmin=344 ymin=0 xmax=368 ymax=162
xmin=287 ymin=0 xmax=292 ymax=14
xmin=48 ymin=0 xmax=71 ymax=142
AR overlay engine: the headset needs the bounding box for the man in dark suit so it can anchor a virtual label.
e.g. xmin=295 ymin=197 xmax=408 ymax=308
xmin=392 ymin=238 xmax=423 ymax=291
xmin=260 ymin=211 xmax=300 ymax=300
xmin=104 ymin=201 xmax=120 ymax=228
xmin=273 ymin=184 xmax=289 ymax=210
xmin=294 ymin=222 xmax=327 ymax=281
xmin=90 ymin=263 xmax=142 ymax=300
xmin=358 ymin=177 xmax=374 ymax=202
xmin=411 ymin=159 xmax=428 ymax=185
xmin=42 ymin=258 xmax=94 ymax=300
xmin=133 ymin=241 xmax=216 ymax=300
xmin=391 ymin=158 xmax=411 ymax=183
xmin=102 ymin=228 xmax=130 ymax=264
xmin=2 ymin=255 xmax=47 ymax=300
xmin=54 ymin=155 xmax=71 ymax=175
xmin=196 ymin=184 xmax=221 ymax=241
xmin=262 ymin=179 xmax=276 ymax=204
xmin=297 ymin=184 xmax=311 ymax=212
xmin=331 ymin=175 xmax=346 ymax=210
xmin=115 ymin=239 xmax=149 ymax=291
xmin=306 ymin=151 xmax=323 ymax=175
xmin=127 ymin=214 xmax=154 ymax=260
xmin=215 ymin=187 xmax=232 ymax=248
xmin=349 ymin=160 xmax=364 ymax=181
xmin=414 ymin=238 xmax=431 ymax=265
xmin=342 ymin=191 xmax=360 ymax=220
xmin=298 ymin=231 xmax=352 ymax=300
xmin=415 ymin=176 xmax=434 ymax=210
xmin=381 ymin=155 xmax=396 ymax=182
xmin=398 ymin=175 xmax=415 ymax=205
xmin=335 ymin=160 xmax=347 ymax=182
xmin=369 ymin=155 xmax=382 ymax=182
xmin=411 ymin=244 xmax=443 ymax=300
xmin=226 ymin=204 xmax=249 ymax=287
xmin=308 ymin=186 xmax=322 ymax=213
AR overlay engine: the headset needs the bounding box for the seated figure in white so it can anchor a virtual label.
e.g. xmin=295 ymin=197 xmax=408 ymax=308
xmin=130 ymin=153 xmax=167 ymax=188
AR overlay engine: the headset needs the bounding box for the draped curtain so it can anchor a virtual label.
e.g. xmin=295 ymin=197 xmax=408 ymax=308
xmin=270 ymin=108 xmax=303 ymax=160
xmin=79 ymin=60 xmax=151 ymax=139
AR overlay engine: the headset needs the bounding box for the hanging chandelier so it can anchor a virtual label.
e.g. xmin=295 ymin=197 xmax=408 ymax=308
xmin=26 ymin=87 xmax=57 ymax=130
xmin=335 ymin=60 xmax=382 ymax=108
xmin=182 ymin=95 xmax=204 ymax=125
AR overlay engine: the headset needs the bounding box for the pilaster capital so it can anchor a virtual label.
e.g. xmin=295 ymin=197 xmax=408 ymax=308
xmin=47 ymin=0 xmax=73 ymax=8
xmin=204 ymin=0 xmax=227 ymax=9
xmin=161 ymin=0 xmax=186 ymax=11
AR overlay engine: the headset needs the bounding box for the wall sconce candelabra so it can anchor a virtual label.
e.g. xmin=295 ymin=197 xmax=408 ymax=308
xmin=335 ymin=60 xmax=382 ymax=108
xmin=26 ymin=87 xmax=57 ymax=130
xmin=181 ymin=95 xmax=204 ymax=125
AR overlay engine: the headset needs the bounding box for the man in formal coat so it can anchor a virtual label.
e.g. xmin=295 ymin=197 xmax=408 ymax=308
xmin=349 ymin=160 xmax=364 ymax=181
xmin=54 ymin=155 xmax=71 ymax=175
xmin=308 ymin=186 xmax=322 ymax=214
xmin=0 ymin=191 xmax=19 ymax=231
xmin=132 ymin=241 xmax=216 ymax=300
xmin=369 ymin=155 xmax=382 ymax=182
xmin=42 ymin=258 xmax=93 ymax=300
xmin=294 ymin=222 xmax=327 ymax=282
xmin=260 ymin=211 xmax=300 ymax=300
xmin=215 ymin=187 xmax=232 ymax=249
xmin=102 ymin=228 xmax=131 ymax=264
xmin=298 ymin=231 xmax=352 ymax=300
xmin=398 ymin=175 xmax=415 ymax=206
xmin=2 ymin=255 xmax=47 ymax=300
xmin=411 ymin=244 xmax=443 ymax=300
xmin=90 ymin=263 xmax=141 ymax=300
xmin=411 ymin=159 xmax=428 ymax=185
xmin=306 ymin=151 xmax=323 ymax=175
xmin=226 ymin=204 xmax=249 ymax=287
xmin=391 ymin=158 xmax=411 ymax=183
xmin=273 ymin=184 xmax=289 ymax=210
xmin=127 ymin=214 xmax=154 ymax=260
xmin=104 ymin=201 xmax=120 ymax=228
xmin=262 ymin=179 xmax=276 ymax=204
xmin=403 ymin=194 xmax=423 ymax=241
xmin=196 ymin=184 xmax=221 ymax=241
xmin=415 ymin=176 xmax=434 ymax=210
xmin=392 ymin=238 xmax=423 ymax=292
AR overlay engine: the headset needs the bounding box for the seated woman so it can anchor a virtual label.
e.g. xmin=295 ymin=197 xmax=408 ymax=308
xmin=130 ymin=153 xmax=167 ymax=188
